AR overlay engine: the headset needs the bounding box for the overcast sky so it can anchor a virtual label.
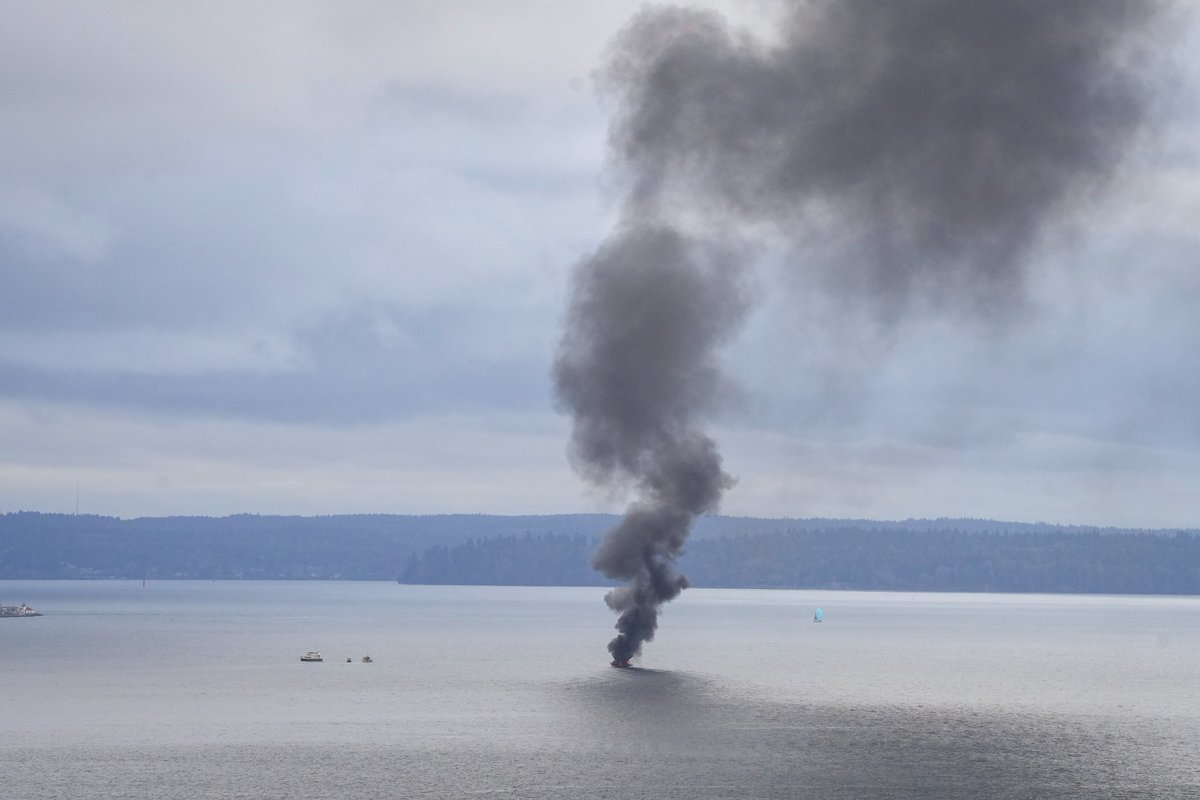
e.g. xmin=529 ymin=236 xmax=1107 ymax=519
xmin=3 ymin=1 xmax=1199 ymax=526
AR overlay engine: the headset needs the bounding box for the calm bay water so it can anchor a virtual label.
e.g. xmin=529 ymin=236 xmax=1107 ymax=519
xmin=2 ymin=581 xmax=1197 ymax=798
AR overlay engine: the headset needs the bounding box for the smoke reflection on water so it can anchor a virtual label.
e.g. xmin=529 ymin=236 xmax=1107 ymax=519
xmin=558 ymin=668 xmax=1196 ymax=800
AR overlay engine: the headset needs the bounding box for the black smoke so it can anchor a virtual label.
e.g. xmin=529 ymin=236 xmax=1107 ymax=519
xmin=555 ymin=226 xmax=746 ymax=661
xmin=555 ymin=0 xmax=1164 ymax=661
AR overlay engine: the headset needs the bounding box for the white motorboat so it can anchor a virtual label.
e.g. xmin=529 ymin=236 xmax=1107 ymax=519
xmin=0 ymin=603 xmax=42 ymax=618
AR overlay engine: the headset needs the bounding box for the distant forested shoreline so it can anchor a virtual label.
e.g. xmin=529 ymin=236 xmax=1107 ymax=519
xmin=2 ymin=511 xmax=1198 ymax=594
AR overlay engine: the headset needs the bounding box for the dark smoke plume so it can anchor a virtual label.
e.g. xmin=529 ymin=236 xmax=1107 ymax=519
xmin=556 ymin=226 xmax=746 ymax=661
xmin=556 ymin=0 xmax=1163 ymax=661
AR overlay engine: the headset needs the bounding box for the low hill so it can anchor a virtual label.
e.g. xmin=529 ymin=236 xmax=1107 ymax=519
xmin=3 ymin=512 xmax=1197 ymax=593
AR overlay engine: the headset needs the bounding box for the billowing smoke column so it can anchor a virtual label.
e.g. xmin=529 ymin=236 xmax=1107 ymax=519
xmin=555 ymin=0 xmax=1162 ymax=662
xmin=556 ymin=227 xmax=747 ymax=661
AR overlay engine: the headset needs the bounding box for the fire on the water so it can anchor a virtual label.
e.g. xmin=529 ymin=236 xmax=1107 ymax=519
xmin=610 ymin=659 xmax=632 ymax=668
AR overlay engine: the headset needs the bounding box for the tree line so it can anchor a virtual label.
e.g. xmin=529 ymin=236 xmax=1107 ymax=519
xmin=401 ymin=527 xmax=1200 ymax=594
xmin=3 ymin=511 xmax=1197 ymax=594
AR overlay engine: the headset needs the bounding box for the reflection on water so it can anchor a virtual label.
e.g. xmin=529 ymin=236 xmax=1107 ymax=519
xmin=1 ymin=582 xmax=1197 ymax=799
xmin=562 ymin=668 xmax=1191 ymax=799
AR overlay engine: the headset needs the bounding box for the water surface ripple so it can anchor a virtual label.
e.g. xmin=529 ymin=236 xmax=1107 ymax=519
xmin=2 ymin=582 xmax=1196 ymax=798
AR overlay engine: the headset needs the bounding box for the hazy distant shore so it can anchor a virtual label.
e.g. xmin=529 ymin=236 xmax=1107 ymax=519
xmin=2 ymin=512 xmax=1197 ymax=595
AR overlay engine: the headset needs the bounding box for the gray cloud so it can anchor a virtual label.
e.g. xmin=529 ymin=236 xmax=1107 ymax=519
xmin=0 ymin=1 xmax=1197 ymax=525
xmin=0 ymin=302 xmax=552 ymax=424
